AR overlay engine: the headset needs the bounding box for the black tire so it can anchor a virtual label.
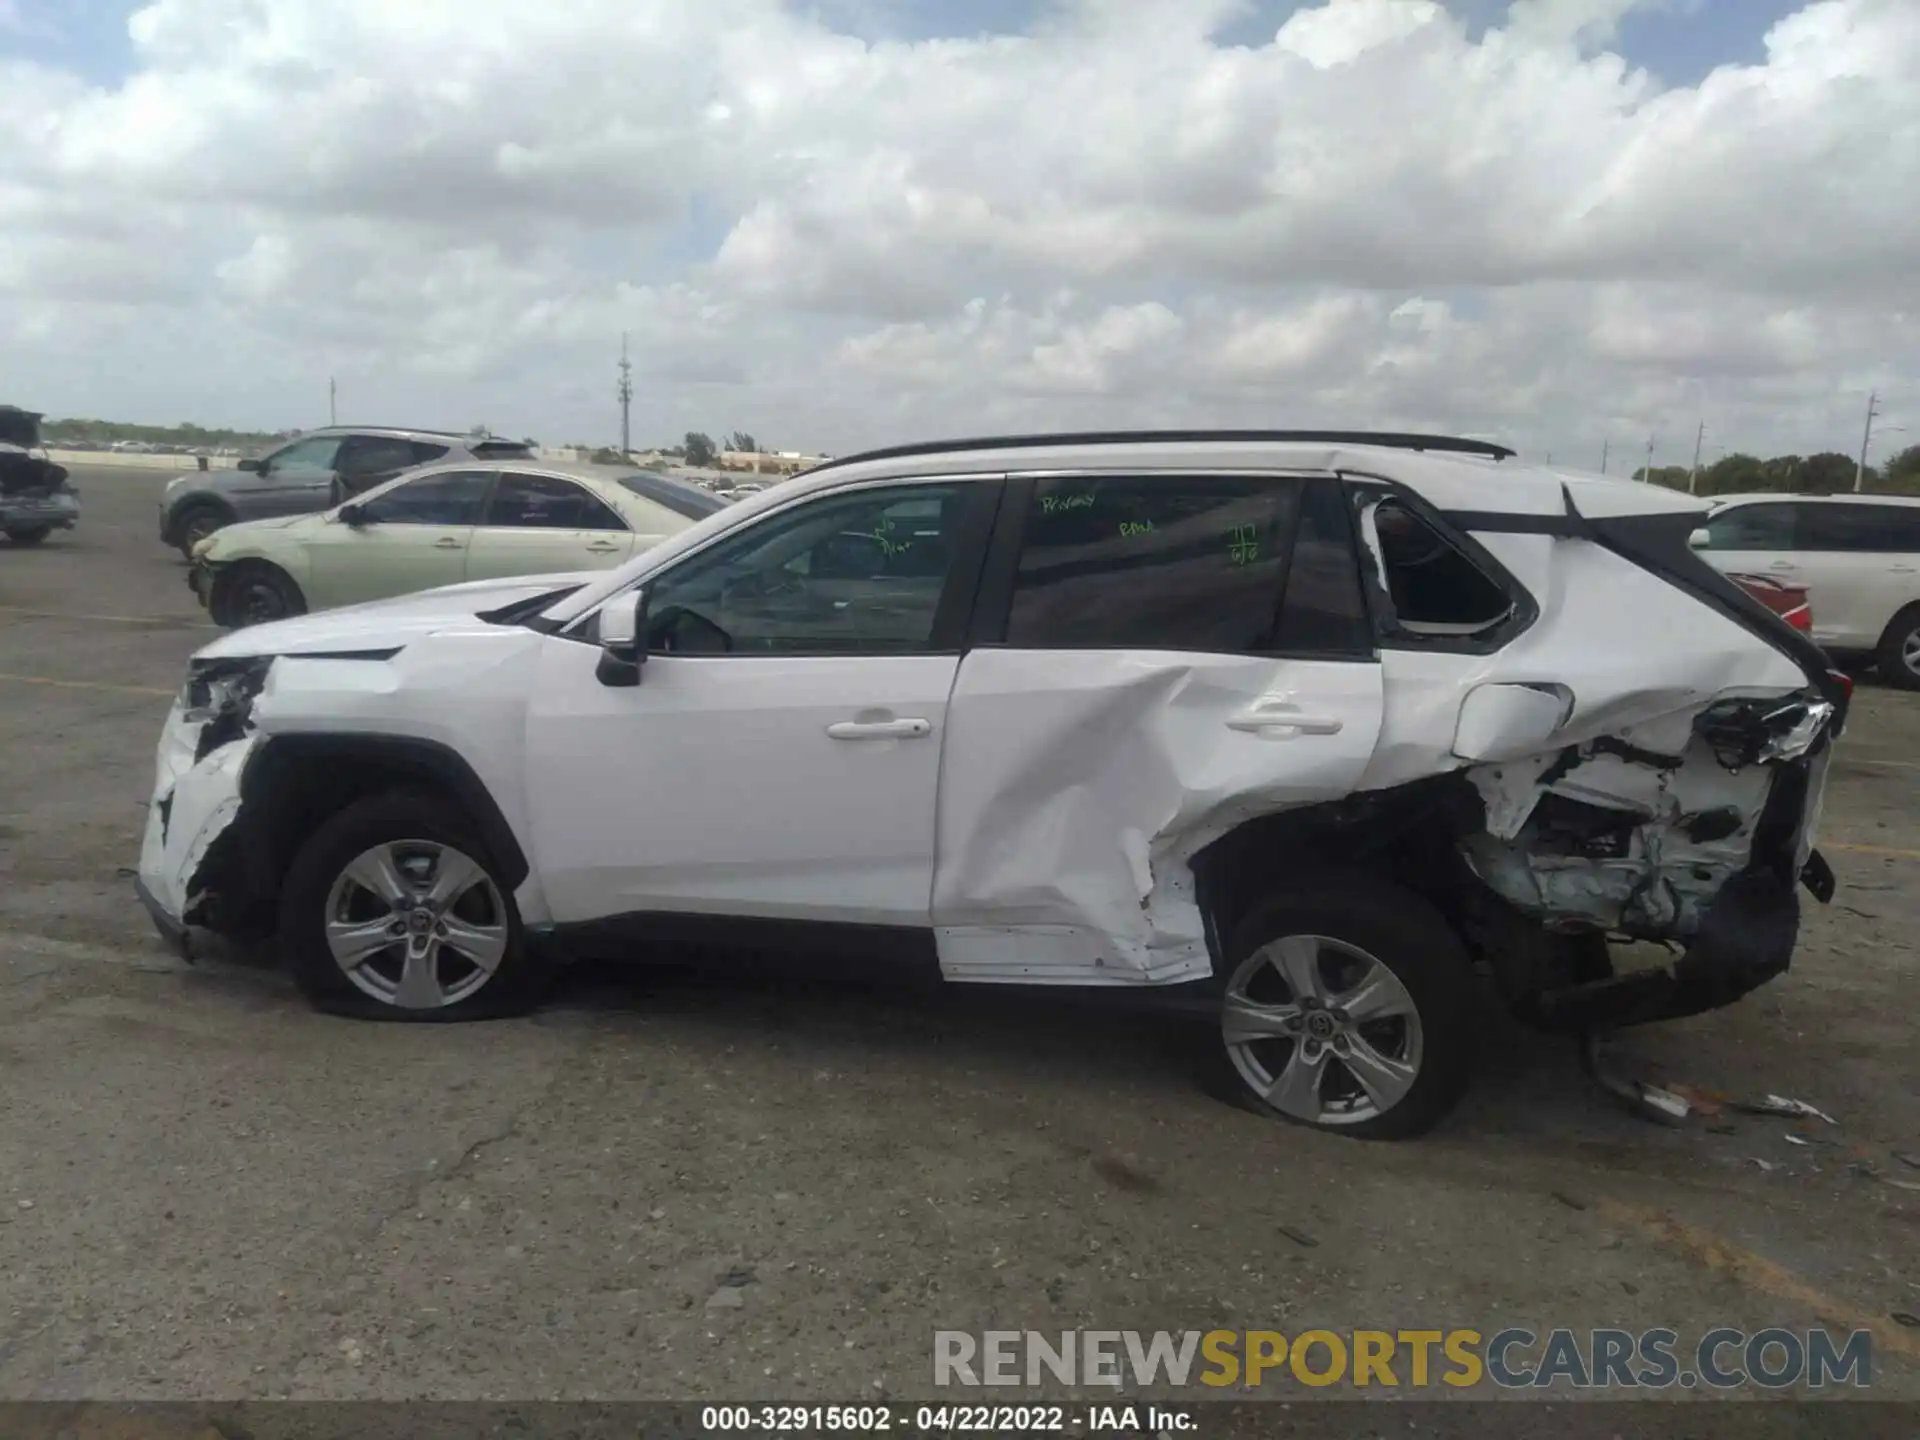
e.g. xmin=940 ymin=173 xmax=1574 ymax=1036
xmin=210 ymin=560 xmax=306 ymax=628
xmin=4 ymin=525 xmax=51 ymax=545
xmin=1202 ymin=872 xmax=1477 ymax=1140
xmin=172 ymin=503 xmax=233 ymax=559
xmin=278 ymin=788 xmax=549 ymax=1021
xmin=1876 ymin=605 xmax=1920 ymax=691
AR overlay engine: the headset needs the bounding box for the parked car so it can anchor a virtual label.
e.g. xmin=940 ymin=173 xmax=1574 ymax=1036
xmin=1690 ymin=493 xmax=1920 ymax=686
xmin=138 ymin=431 xmax=1845 ymax=1139
xmin=0 ymin=405 xmax=81 ymax=545
xmin=1727 ymin=573 xmax=1813 ymax=634
xmin=157 ymin=427 xmax=540 ymax=558
xmin=188 ymin=460 xmax=723 ymax=626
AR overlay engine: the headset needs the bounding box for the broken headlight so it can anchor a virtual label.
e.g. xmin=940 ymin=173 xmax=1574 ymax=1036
xmin=1696 ymin=696 xmax=1835 ymax=771
xmin=181 ymin=655 xmax=273 ymax=729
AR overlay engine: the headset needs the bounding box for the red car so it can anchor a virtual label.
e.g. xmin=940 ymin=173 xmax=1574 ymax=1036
xmin=1729 ymin=573 xmax=1812 ymax=633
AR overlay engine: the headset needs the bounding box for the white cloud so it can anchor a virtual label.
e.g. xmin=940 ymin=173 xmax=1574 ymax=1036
xmin=0 ymin=0 xmax=1913 ymax=458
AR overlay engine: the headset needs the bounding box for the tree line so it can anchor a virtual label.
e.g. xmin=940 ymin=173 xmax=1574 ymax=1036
xmin=1635 ymin=444 xmax=1920 ymax=497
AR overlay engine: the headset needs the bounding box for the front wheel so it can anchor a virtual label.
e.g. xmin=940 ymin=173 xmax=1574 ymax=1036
xmin=278 ymin=790 xmax=549 ymax=1020
xmin=1209 ymin=874 xmax=1476 ymax=1139
xmin=4 ymin=525 xmax=51 ymax=545
xmin=1877 ymin=605 xmax=1920 ymax=691
xmin=210 ymin=561 xmax=306 ymax=628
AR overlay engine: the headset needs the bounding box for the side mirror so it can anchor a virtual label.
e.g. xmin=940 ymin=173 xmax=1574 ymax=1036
xmin=238 ymin=457 xmax=264 ymax=474
xmin=338 ymin=502 xmax=368 ymax=527
xmin=1687 ymin=527 xmax=1711 ymax=550
xmin=596 ymin=589 xmax=648 ymax=688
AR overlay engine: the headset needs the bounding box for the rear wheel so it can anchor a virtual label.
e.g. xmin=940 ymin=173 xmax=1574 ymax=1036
xmin=211 ymin=561 xmax=306 ymax=628
xmin=1208 ymin=874 xmax=1476 ymax=1139
xmin=4 ymin=525 xmax=51 ymax=545
xmin=279 ymin=790 xmax=549 ymax=1020
xmin=1876 ymin=605 xmax=1920 ymax=690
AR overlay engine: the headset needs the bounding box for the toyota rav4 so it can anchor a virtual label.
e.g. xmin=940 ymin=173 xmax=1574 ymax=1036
xmin=135 ymin=432 xmax=1846 ymax=1138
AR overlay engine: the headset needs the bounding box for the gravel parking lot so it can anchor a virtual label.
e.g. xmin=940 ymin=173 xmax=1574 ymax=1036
xmin=1 ymin=465 xmax=1916 ymax=1403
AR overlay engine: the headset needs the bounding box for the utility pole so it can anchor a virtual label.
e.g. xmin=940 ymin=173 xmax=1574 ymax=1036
xmin=617 ymin=334 xmax=633 ymax=457
xmin=329 ymin=376 xmax=337 ymax=426
xmin=1855 ymin=390 xmax=1880 ymax=493
xmin=1643 ymin=434 xmax=1656 ymax=482
xmin=1689 ymin=421 xmax=1704 ymax=494
xmin=1600 ymin=438 xmax=1609 ymax=474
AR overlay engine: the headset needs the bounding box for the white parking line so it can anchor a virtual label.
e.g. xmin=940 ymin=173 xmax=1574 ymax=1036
xmin=0 ymin=672 xmax=174 ymax=697
xmin=0 ymin=605 xmax=216 ymax=629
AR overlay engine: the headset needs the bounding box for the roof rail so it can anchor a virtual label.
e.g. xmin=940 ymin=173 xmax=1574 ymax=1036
xmin=802 ymin=429 xmax=1516 ymax=475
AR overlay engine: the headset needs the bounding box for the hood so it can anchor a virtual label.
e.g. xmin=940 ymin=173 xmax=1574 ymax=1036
xmin=202 ymin=512 xmax=327 ymax=550
xmin=193 ymin=572 xmax=591 ymax=661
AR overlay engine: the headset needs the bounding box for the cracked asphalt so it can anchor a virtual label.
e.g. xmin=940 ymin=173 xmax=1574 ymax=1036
xmin=0 ymin=466 xmax=1916 ymax=1403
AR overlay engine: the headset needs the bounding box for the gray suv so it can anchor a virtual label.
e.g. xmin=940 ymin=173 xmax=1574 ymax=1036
xmin=157 ymin=426 xmax=536 ymax=557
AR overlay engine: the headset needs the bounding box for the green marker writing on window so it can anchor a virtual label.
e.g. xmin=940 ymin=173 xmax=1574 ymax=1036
xmin=1229 ymin=523 xmax=1259 ymax=566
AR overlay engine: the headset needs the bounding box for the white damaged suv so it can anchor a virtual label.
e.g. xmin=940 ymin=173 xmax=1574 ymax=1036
xmin=137 ymin=432 xmax=1846 ymax=1138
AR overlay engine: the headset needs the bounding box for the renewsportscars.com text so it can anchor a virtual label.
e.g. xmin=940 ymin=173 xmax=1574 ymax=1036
xmin=933 ymin=1327 xmax=1873 ymax=1391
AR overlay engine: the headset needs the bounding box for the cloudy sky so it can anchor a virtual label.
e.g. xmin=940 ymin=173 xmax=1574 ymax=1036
xmin=0 ymin=0 xmax=1914 ymax=464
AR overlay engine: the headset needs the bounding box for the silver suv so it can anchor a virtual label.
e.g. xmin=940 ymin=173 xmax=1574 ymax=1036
xmin=157 ymin=426 xmax=536 ymax=557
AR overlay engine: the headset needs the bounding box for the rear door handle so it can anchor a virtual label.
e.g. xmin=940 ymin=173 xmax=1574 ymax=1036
xmin=826 ymin=718 xmax=932 ymax=740
xmin=585 ymin=540 xmax=621 ymax=553
xmin=434 ymin=537 xmax=462 ymax=550
xmin=1227 ymin=704 xmax=1344 ymax=735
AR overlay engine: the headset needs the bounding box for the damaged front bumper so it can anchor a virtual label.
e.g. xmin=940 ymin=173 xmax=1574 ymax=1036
xmin=136 ymin=659 xmax=269 ymax=937
xmin=0 ymin=484 xmax=79 ymax=531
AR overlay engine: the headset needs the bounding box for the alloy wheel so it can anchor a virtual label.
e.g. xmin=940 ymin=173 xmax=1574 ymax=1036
xmin=323 ymin=840 xmax=509 ymax=1010
xmin=1222 ymin=934 xmax=1425 ymax=1126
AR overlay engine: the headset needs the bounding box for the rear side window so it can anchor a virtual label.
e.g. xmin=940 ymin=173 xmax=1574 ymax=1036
xmin=488 ymin=472 xmax=626 ymax=530
xmin=616 ymin=471 xmax=727 ymax=520
xmin=1880 ymin=506 xmax=1920 ymax=552
xmin=1006 ymin=475 xmax=1335 ymax=654
xmin=471 ymin=440 xmax=536 ymax=460
xmin=1703 ymin=503 xmax=1796 ymax=551
xmin=1798 ymin=502 xmax=1916 ymax=552
xmin=408 ymin=441 xmax=451 ymax=465
xmin=1368 ymin=500 xmax=1513 ymax=638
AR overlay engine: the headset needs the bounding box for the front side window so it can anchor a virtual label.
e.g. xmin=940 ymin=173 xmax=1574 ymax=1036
xmin=268 ymin=436 xmax=341 ymax=471
xmin=355 ymin=469 xmax=492 ymax=526
xmin=1005 ymin=475 xmax=1301 ymax=652
xmin=488 ymin=473 xmax=626 ymax=531
xmin=1703 ymin=503 xmax=1796 ymax=551
xmin=641 ymin=483 xmax=973 ymax=655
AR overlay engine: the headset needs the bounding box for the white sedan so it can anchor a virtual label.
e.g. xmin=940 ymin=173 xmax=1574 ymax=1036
xmin=189 ymin=460 xmax=725 ymax=626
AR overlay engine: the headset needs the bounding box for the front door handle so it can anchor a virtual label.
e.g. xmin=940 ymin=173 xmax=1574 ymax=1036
xmin=826 ymin=718 xmax=932 ymax=741
xmin=585 ymin=540 xmax=621 ymax=553
xmin=434 ymin=537 xmax=462 ymax=550
xmin=1226 ymin=704 xmax=1344 ymax=735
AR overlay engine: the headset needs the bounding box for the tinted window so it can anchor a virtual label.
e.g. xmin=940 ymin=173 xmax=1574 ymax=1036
xmin=1703 ymin=503 xmax=1796 ymax=551
xmin=1880 ymin=506 xmax=1920 ymax=552
xmin=1274 ymin=479 xmax=1372 ymax=655
xmin=1005 ymin=476 xmax=1299 ymax=652
xmin=616 ymin=471 xmax=726 ymax=520
xmin=337 ymin=435 xmax=427 ymax=477
xmin=471 ymin=440 xmax=536 ymax=461
xmin=1370 ymin=500 xmax=1513 ymax=636
xmin=1798 ymin=502 xmax=1912 ymax=552
xmin=356 ymin=470 xmax=491 ymax=526
xmin=268 ymin=436 xmax=341 ymax=470
xmin=643 ymin=484 xmax=970 ymax=655
xmin=408 ymin=440 xmax=452 ymax=465
xmin=488 ymin=472 xmax=626 ymax=530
